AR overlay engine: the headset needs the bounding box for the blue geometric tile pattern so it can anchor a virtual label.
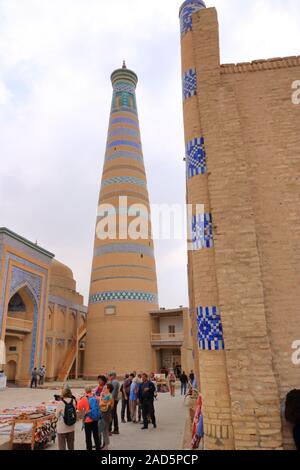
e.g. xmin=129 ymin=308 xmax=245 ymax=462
xmin=102 ymin=176 xmax=146 ymax=188
xmin=183 ymin=68 xmax=197 ymax=100
xmin=107 ymin=140 xmax=141 ymax=151
xmin=196 ymin=306 xmax=225 ymax=351
xmin=192 ymin=213 xmax=214 ymax=250
xmin=114 ymin=82 xmax=136 ymax=94
xmin=186 ymin=137 xmax=207 ymax=178
xmin=179 ymin=0 xmax=206 ymax=35
xmin=90 ymin=291 xmax=158 ymax=304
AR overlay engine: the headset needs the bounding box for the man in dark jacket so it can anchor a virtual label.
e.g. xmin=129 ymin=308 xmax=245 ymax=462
xmin=138 ymin=373 xmax=156 ymax=430
xmin=121 ymin=374 xmax=133 ymax=423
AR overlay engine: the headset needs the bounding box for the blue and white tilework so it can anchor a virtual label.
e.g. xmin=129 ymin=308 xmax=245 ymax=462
xmin=196 ymin=306 xmax=225 ymax=351
xmin=113 ymin=82 xmax=136 ymax=94
xmin=191 ymin=213 xmax=214 ymax=250
xmin=111 ymin=117 xmax=138 ymax=127
xmin=179 ymin=0 xmax=206 ymax=35
xmin=102 ymin=176 xmax=146 ymax=188
xmin=183 ymin=68 xmax=197 ymax=101
xmin=90 ymin=291 xmax=158 ymax=304
xmin=186 ymin=137 xmax=207 ymax=178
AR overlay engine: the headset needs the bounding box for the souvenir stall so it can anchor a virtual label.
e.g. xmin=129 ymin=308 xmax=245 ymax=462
xmin=0 ymin=402 xmax=59 ymax=450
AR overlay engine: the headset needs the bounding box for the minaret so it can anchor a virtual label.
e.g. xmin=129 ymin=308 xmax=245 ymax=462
xmin=84 ymin=63 xmax=159 ymax=378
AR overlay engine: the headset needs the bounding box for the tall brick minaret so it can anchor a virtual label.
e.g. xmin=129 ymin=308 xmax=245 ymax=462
xmin=84 ymin=63 xmax=158 ymax=378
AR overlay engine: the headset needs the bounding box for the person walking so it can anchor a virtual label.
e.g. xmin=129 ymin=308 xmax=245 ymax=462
xmin=189 ymin=370 xmax=195 ymax=386
xmin=77 ymin=386 xmax=101 ymax=451
xmin=99 ymin=383 xmax=114 ymax=450
xmin=121 ymin=374 xmax=133 ymax=423
xmin=168 ymin=369 xmax=176 ymax=397
xmin=56 ymin=387 xmax=77 ymax=450
xmin=139 ymin=373 xmax=156 ymax=430
xmin=30 ymin=368 xmax=38 ymax=388
xmin=108 ymin=372 xmax=120 ymax=435
xmin=180 ymin=371 xmax=189 ymax=396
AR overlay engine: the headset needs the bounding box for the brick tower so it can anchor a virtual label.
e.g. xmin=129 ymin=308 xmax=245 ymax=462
xmin=179 ymin=0 xmax=235 ymax=449
xmin=84 ymin=63 xmax=159 ymax=378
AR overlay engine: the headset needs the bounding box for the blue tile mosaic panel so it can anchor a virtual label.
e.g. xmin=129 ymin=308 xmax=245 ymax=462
xmin=186 ymin=137 xmax=207 ymax=178
xmin=191 ymin=213 xmax=214 ymax=250
xmin=180 ymin=0 xmax=206 ymax=35
xmin=90 ymin=291 xmax=158 ymax=304
xmin=102 ymin=176 xmax=146 ymax=188
xmin=183 ymin=68 xmax=197 ymax=100
xmin=113 ymin=82 xmax=136 ymax=94
xmin=196 ymin=306 xmax=225 ymax=351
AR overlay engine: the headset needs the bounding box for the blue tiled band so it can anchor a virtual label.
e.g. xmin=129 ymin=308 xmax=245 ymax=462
xmin=183 ymin=68 xmax=197 ymax=100
xmin=196 ymin=306 xmax=225 ymax=351
xmin=94 ymin=243 xmax=154 ymax=258
xmin=108 ymin=128 xmax=140 ymax=139
xmin=102 ymin=176 xmax=146 ymax=188
xmin=107 ymin=140 xmax=142 ymax=151
xmin=90 ymin=291 xmax=158 ymax=304
xmin=191 ymin=213 xmax=214 ymax=250
xmin=186 ymin=137 xmax=207 ymax=178
xmin=105 ymin=151 xmax=143 ymax=162
xmin=179 ymin=0 xmax=206 ymax=35
xmin=111 ymin=117 xmax=138 ymax=127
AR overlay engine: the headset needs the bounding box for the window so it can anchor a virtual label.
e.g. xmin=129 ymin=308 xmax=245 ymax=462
xmin=105 ymin=306 xmax=116 ymax=316
xmin=168 ymin=325 xmax=176 ymax=337
xmin=9 ymin=346 xmax=17 ymax=352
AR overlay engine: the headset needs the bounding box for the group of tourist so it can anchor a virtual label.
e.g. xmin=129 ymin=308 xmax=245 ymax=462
xmin=30 ymin=366 xmax=46 ymax=388
xmin=55 ymin=371 xmax=157 ymax=451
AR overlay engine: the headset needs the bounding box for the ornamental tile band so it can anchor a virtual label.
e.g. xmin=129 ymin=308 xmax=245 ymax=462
xmin=183 ymin=68 xmax=197 ymax=100
xmin=108 ymin=127 xmax=140 ymax=139
xmin=186 ymin=137 xmax=207 ymax=178
xmin=102 ymin=176 xmax=146 ymax=188
xmin=196 ymin=306 xmax=225 ymax=351
xmin=179 ymin=0 xmax=206 ymax=35
xmin=107 ymin=140 xmax=142 ymax=151
xmin=94 ymin=243 xmax=154 ymax=258
xmin=192 ymin=213 xmax=214 ymax=250
xmin=110 ymin=117 xmax=138 ymax=127
xmin=105 ymin=151 xmax=143 ymax=162
xmin=90 ymin=291 xmax=158 ymax=304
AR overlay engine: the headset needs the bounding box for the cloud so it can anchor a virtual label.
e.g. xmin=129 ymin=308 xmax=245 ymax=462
xmin=0 ymin=0 xmax=299 ymax=307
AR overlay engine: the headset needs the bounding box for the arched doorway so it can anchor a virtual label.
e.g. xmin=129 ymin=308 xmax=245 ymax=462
xmin=4 ymin=286 xmax=37 ymax=384
xmin=6 ymin=360 xmax=17 ymax=382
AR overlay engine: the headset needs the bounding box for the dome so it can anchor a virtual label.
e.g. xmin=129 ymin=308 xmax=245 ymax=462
xmin=50 ymin=259 xmax=76 ymax=292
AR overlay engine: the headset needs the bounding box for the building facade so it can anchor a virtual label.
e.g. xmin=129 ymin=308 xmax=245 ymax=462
xmin=149 ymin=307 xmax=194 ymax=375
xmin=84 ymin=63 xmax=159 ymax=378
xmin=180 ymin=0 xmax=300 ymax=450
xmin=0 ymin=228 xmax=87 ymax=385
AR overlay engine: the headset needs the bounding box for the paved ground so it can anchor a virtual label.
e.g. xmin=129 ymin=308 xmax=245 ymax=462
xmin=0 ymin=385 xmax=186 ymax=451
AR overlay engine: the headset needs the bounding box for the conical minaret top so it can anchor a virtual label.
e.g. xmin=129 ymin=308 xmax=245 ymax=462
xmin=84 ymin=64 xmax=158 ymax=378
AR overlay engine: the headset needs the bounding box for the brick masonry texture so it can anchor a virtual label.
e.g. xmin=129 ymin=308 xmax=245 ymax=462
xmin=181 ymin=6 xmax=300 ymax=450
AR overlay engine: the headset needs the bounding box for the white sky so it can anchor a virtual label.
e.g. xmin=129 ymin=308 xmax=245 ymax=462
xmin=0 ymin=0 xmax=299 ymax=307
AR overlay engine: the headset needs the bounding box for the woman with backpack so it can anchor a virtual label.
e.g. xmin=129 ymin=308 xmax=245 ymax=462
xmin=77 ymin=386 xmax=101 ymax=451
xmin=55 ymin=387 xmax=77 ymax=450
xmin=100 ymin=383 xmax=114 ymax=450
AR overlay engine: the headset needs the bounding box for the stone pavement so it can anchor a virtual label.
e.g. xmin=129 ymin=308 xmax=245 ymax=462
xmin=0 ymin=386 xmax=187 ymax=451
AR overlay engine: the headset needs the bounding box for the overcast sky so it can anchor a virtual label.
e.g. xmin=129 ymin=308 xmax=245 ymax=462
xmin=0 ymin=0 xmax=299 ymax=307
